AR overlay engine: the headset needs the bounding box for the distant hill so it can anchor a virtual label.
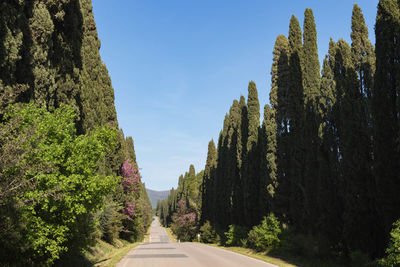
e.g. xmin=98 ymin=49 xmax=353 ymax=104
xmin=146 ymin=188 xmax=170 ymax=208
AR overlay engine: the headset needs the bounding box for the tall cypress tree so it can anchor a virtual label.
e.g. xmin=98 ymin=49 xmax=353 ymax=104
xmin=245 ymin=81 xmax=261 ymax=227
xmin=79 ymin=0 xmax=118 ymax=133
xmin=201 ymin=140 xmax=217 ymax=225
xmin=372 ymin=0 xmax=400 ymax=253
xmin=228 ymin=99 xmax=246 ymax=226
xmin=259 ymin=104 xmax=277 ymax=214
xmin=317 ymin=39 xmax=343 ymax=248
xmin=301 ymin=8 xmax=321 ymax=233
xmin=269 ymin=34 xmax=291 ymax=219
xmin=340 ymin=5 xmax=378 ymax=256
xmin=351 ymin=4 xmax=375 ymax=102
xmin=215 ymin=114 xmax=231 ymax=227
xmin=286 ymin=15 xmax=305 ymax=230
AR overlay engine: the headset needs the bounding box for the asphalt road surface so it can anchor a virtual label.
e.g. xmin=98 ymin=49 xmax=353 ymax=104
xmin=117 ymin=217 xmax=277 ymax=267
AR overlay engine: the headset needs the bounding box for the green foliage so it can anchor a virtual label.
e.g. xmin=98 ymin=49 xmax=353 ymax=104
xmin=225 ymin=224 xmax=248 ymax=247
xmin=0 ymin=103 xmax=118 ymax=265
xmin=98 ymin=201 xmax=124 ymax=244
xmin=382 ymin=220 xmax=400 ymax=266
xmin=199 ymin=221 xmax=219 ymax=244
xmin=0 ymin=1 xmax=152 ymax=265
xmin=247 ymin=214 xmax=281 ymax=252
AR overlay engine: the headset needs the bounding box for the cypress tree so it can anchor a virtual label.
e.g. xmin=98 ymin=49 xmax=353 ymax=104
xmin=302 ymin=8 xmax=321 ymax=233
xmin=351 ymin=4 xmax=375 ymax=101
xmin=269 ymin=35 xmax=290 ymax=219
xmin=29 ymin=2 xmax=56 ymax=106
xmin=79 ymin=0 xmax=118 ymax=133
xmin=189 ymin=164 xmax=195 ymax=177
xmin=245 ymin=81 xmax=261 ymax=227
xmin=340 ymin=5 xmax=378 ymax=255
xmin=317 ymin=39 xmax=343 ymax=248
xmin=286 ymin=15 xmax=305 ymax=230
xmin=372 ymin=0 xmax=400 ymax=253
xmin=246 ymin=81 xmax=260 ymax=153
xmin=201 ymin=140 xmax=217 ymax=225
xmin=259 ymin=104 xmax=277 ymax=214
xmin=125 ymin=136 xmax=137 ymax=163
xmin=302 ymin=8 xmax=321 ymax=104
xmin=227 ymin=99 xmax=244 ymax=226
xmin=215 ymin=115 xmax=231 ymax=227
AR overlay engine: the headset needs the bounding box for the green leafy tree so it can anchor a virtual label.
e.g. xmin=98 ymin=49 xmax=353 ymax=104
xmin=382 ymin=219 xmax=400 ymax=266
xmin=0 ymin=103 xmax=118 ymax=265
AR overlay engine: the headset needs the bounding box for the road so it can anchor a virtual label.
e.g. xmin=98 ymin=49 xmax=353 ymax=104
xmin=117 ymin=217 xmax=277 ymax=267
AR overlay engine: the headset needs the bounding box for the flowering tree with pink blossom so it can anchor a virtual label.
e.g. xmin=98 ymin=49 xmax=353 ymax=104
xmin=119 ymin=159 xmax=144 ymax=241
xmin=171 ymin=199 xmax=198 ymax=241
xmin=121 ymin=159 xmax=141 ymax=193
xmin=122 ymin=201 xmax=139 ymax=219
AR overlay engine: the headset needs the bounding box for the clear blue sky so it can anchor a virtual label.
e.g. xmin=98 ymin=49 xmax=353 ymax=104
xmin=92 ymin=0 xmax=378 ymax=191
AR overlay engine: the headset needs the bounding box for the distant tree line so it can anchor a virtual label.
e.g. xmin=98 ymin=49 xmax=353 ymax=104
xmin=0 ymin=0 xmax=151 ymax=265
xmin=156 ymin=165 xmax=203 ymax=240
xmin=159 ymin=2 xmax=400 ymax=264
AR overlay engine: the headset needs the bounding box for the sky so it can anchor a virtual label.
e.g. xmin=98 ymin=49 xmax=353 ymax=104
xmin=92 ymin=0 xmax=379 ymax=191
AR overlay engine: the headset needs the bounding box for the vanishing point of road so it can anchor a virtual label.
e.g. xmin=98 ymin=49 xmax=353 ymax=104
xmin=117 ymin=217 xmax=277 ymax=267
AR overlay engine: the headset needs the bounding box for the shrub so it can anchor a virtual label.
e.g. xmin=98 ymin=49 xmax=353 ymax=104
xmin=247 ymin=213 xmax=281 ymax=251
xmin=381 ymin=219 xmax=400 ymax=266
xmin=200 ymin=221 xmax=219 ymax=243
xmin=225 ymin=224 xmax=248 ymax=246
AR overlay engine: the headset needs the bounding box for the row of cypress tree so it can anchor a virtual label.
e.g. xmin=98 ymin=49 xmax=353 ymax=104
xmin=0 ymin=0 xmax=152 ymax=265
xmin=198 ymin=1 xmax=399 ymax=259
xmin=157 ymin=165 xmax=203 ymax=228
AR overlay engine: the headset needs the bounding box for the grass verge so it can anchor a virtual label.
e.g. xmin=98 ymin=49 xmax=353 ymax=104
xmin=84 ymin=239 xmax=139 ymax=267
xmin=205 ymin=244 xmax=296 ymax=267
xmin=165 ymin=227 xmax=177 ymax=242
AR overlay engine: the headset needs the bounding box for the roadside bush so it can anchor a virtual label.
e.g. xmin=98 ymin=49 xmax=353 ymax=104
xmin=200 ymin=221 xmax=219 ymax=243
xmin=381 ymin=219 xmax=400 ymax=266
xmin=225 ymin=224 xmax=248 ymax=246
xmin=247 ymin=213 xmax=281 ymax=252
